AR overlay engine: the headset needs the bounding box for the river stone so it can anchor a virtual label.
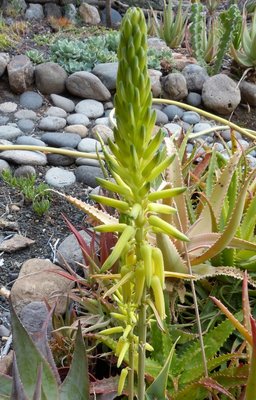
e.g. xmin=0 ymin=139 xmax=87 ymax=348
xmin=163 ymin=123 xmax=182 ymax=137
xmin=45 ymin=106 xmax=67 ymax=118
xmin=17 ymin=119 xmax=35 ymax=133
xmin=7 ymin=55 xmax=34 ymax=94
xmin=0 ymin=102 xmax=17 ymax=113
xmin=221 ymin=129 xmax=242 ymax=141
xmin=193 ymin=122 xmax=212 ymax=133
xmin=75 ymin=100 xmax=104 ymax=118
xmin=45 ymin=167 xmax=76 ymax=188
xmin=11 ymin=258 xmax=74 ymax=315
xmin=162 ymin=105 xmax=184 ymax=120
xmin=101 ymin=7 xmax=122 ymax=26
xmin=57 ymin=229 xmax=94 ymax=270
xmin=0 ymin=116 xmax=9 ymax=125
xmin=75 ymin=165 xmax=104 ymax=188
xmin=14 ymin=109 xmax=37 ymax=120
xmin=64 ymin=125 xmax=88 ymax=137
xmin=202 ymin=74 xmax=241 ymax=115
xmin=182 ymin=64 xmax=208 ymax=92
xmin=14 ymin=165 xmax=36 ymax=178
xmin=186 ymin=92 xmax=202 ymax=107
xmin=50 ymin=94 xmax=75 ymax=113
xmin=154 ymin=109 xmax=169 ymax=125
xmin=75 ymin=158 xmax=101 ymax=167
xmin=90 ymin=125 xmax=114 ymax=143
xmin=35 ymin=62 xmax=67 ymax=95
xmin=79 ymin=2 xmax=101 ymax=24
xmin=94 ymin=117 xmax=111 ymax=127
xmin=182 ymin=111 xmax=200 ymax=125
xmin=239 ymin=80 xmax=256 ymax=106
xmin=77 ymin=138 xmax=102 ymax=152
xmin=47 ymin=152 xmax=74 ymax=166
xmin=67 ymin=113 xmax=90 ymax=126
xmin=92 ymin=62 xmax=118 ymax=90
xmin=149 ymin=69 xmax=162 ymax=97
xmin=162 ymin=72 xmax=188 ymax=100
xmin=25 ymin=3 xmax=44 ymax=20
xmin=16 ymin=136 xmax=46 ymax=147
xmin=41 ymin=132 xmax=81 ymax=148
xmin=0 ymin=160 xmax=11 ymax=173
xmin=0 ymin=150 xmax=47 ymax=165
xmin=20 ymin=91 xmax=43 ymax=110
xmin=66 ymin=71 xmax=111 ymax=101
xmin=0 ymin=126 xmax=22 ymax=140
xmin=38 ymin=116 xmax=66 ymax=131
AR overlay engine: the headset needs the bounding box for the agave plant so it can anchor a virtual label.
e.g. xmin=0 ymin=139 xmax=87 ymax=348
xmin=231 ymin=9 xmax=256 ymax=68
xmin=148 ymin=0 xmax=188 ymax=48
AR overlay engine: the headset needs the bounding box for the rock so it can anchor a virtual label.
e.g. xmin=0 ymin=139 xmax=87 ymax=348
xmin=221 ymin=129 xmax=242 ymax=141
xmin=17 ymin=119 xmax=35 ymax=133
xmin=182 ymin=64 xmax=208 ymax=92
xmin=0 ymin=116 xmax=9 ymax=125
xmin=79 ymin=3 xmax=100 ymax=25
xmin=75 ymin=99 xmax=104 ymax=118
xmin=47 ymin=152 xmax=74 ymax=166
xmin=182 ymin=111 xmax=200 ymax=125
xmin=75 ymin=158 xmax=101 ymax=167
xmin=16 ymin=136 xmax=46 ymax=147
xmin=0 ymin=52 xmax=10 ymax=77
xmin=66 ymin=71 xmax=111 ymax=101
xmin=35 ymin=62 xmax=67 ymax=95
xmin=25 ymin=4 xmax=44 ymax=20
xmin=153 ymin=108 xmax=169 ymax=125
xmin=46 ymin=106 xmax=67 ymax=118
xmin=0 ymin=160 xmax=11 ymax=173
xmin=163 ymin=122 xmax=182 ymax=137
xmin=20 ymin=91 xmax=43 ymax=110
xmin=101 ymin=7 xmax=122 ymax=26
xmin=0 ymin=325 xmax=10 ymax=337
xmin=149 ymin=69 xmax=162 ymax=97
xmin=20 ymin=301 xmax=52 ymax=338
xmin=162 ymin=105 xmax=184 ymax=120
xmin=14 ymin=165 xmax=36 ymax=178
xmin=77 ymin=138 xmax=102 ymax=152
xmin=39 ymin=116 xmax=67 ymax=131
xmin=64 ymin=124 xmax=88 ymax=137
xmin=57 ymin=229 xmax=94 ymax=270
xmin=0 ymin=234 xmax=35 ymax=252
xmin=94 ymin=117 xmax=110 ymax=126
xmin=0 ymin=126 xmax=22 ymax=140
xmin=11 ymin=258 xmax=74 ymax=315
xmin=64 ymin=3 xmax=77 ymax=21
xmin=75 ymin=165 xmax=104 ymax=188
xmin=148 ymin=37 xmax=170 ymax=52
xmin=50 ymin=94 xmax=75 ymax=113
xmin=44 ymin=3 xmax=62 ymax=19
xmin=14 ymin=109 xmax=37 ymax=120
xmin=0 ymin=150 xmax=47 ymax=165
xmin=202 ymin=74 xmax=241 ymax=115
xmin=7 ymin=55 xmax=34 ymax=94
xmin=239 ymin=80 xmax=256 ymax=106
xmin=186 ymin=92 xmax=202 ymax=107
xmin=172 ymin=52 xmax=197 ymax=71
xmin=45 ymin=167 xmax=76 ymax=188
xmin=92 ymin=62 xmax=118 ymax=91
xmin=162 ymin=72 xmax=188 ymax=100
xmin=193 ymin=122 xmax=212 ymax=133
xmin=91 ymin=124 xmax=114 ymax=143
xmin=41 ymin=132 xmax=81 ymax=148
xmin=67 ymin=113 xmax=90 ymax=126
xmin=0 ymin=102 xmax=17 ymax=113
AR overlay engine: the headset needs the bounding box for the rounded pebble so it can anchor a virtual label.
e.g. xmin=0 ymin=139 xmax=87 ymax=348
xmin=14 ymin=165 xmax=36 ymax=178
xmin=20 ymin=91 xmax=43 ymax=110
xmin=39 ymin=116 xmax=66 ymax=131
xmin=182 ymin=111 xmax=201 ymax=125
xmin=67 ymin=113 xmax=90 ymax=126
xmin=41 ymin=132 xmax=81 ymax=148
xmin=16 ymin=136 xmax=47 ymax=147
xmin=77 ymin=138 xmax=102 ymax=152
xmin=14 ymin=109 xmax=37 ymax=120
xmin=0 ymin=116 xmax=9 ymax=125
xmin=186 ymin=92 xmax=202 ymax=107
xmin=45 ymin=107 xmax=67 ymax=119
xmin=221 ymin=129 xmax=242 ymax=141
xmin=75 ymin=165 xmax=104 ymax=188
xmin=50 ymin=94 xmax=75 ymax=113
xmin=0 ymin=102 xmax=17 ymax=113
xmin=162 ymin=105 xmax=184 ymax=120
xmin=17 ymin=119 xmax=35 ymax=133
xmin=163 ymin=123 xmax=182 ymax=137
xmin=75 ymin=99 xmax=104 ymax=118
xmin=45 ymin=167 xmax=76 ymax=188
xmin=193 ymin=122 xmax=212 ymax=133
xmin=47 ymin=152 xmax=74 ymax=166
xmin=0 ymin=159 xmax=11 ymax=173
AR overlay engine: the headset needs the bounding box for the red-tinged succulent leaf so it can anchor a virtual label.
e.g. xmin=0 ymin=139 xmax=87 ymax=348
xmin=90 ymin=376 xmax=120 ymax=395
xmin=210 ymin=296 xmax=253 ymax=345
xmin=50 ymin=270 xmax=87 ymax=285
xmin=199 ymin=377 xmax=236 ymax=399
xmin=10 ymin=303 xmax=59 ymax=400
xmin=242 ymin=271 xmax=251 ymax=337
xmin=0 ymin=373 xmax=12 ymax=398
xmin=191 ymin=152 xmax=212 ymax=180
xmin=245 ymin=316 xmax=256 ymax=400
xmin=11 ymin=354 xmax=29 ymax=400
xmin=212 ymin=364 xmax=248 ymax=388
xmin=60 ymin=323 xmax=89 ymax=400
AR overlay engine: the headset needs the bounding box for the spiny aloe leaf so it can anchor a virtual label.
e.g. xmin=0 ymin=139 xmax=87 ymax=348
xmin=164 ymin=138 xmax=189 ymax=236
xmin=192 ymin=265 xmax=256 ymax=288
xmin=11 ymin=354 xmax=29 ymax=400
xmin=10 ymin=303 xmax=59 ymax=400
xmin=0 ymin=374 xmax=12 ymax=398
xmin=172 ymin=312 xmax=242 ymax=376
xmin=156 ymin=233 xmax=188 ymax=274
xmin=190 ymin=150 xmax=242 ymax=237
xmin=198 ymin=377 xmax=235 ymax=399
xmin=59 ymin=324 xmax=89 ymax=400
xmin=240 ymin=195 xmax=256 ymax=242
xmin=191 ymin=170 xmax=256 ymax=265
xmin=244 ymin=317 xmax=256 ymax=400
xmin=146 ymin=340 xmax=177 ymax=400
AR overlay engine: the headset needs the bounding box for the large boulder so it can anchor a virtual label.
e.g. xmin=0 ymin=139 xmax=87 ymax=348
xmin=0 ymin=53 xmax=10 ymax=77
xmin=35 ymin=62 xmax=67 ymax=94
xmin=7 ymin=55 xmax=34 ymax=94
xmin=66 ymin=71 xmax=111 ymax=101
xmin=161 ymin=72 xmax=188 ymax=101
xmin=182 ymin=64 xmax=209 ymax=93
xmin=202 ymin=74 xmax=241 ymax=115
xmin=79 ymin=3 xmax=100 ymax=24
xmin=239 ymin=80 xmax=256 ymax=106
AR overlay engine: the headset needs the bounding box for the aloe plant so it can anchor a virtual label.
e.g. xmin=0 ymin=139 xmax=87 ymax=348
xmin=0 ymin=305 xmax=89 ymax=399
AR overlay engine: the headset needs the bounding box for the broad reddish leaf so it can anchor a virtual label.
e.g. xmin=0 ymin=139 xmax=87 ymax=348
xmin=199 ymin=377 xmax=236 ymax=399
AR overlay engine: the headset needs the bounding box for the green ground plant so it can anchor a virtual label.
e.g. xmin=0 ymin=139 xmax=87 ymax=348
xmin=1 ymin=170 xmax=51 ymax=217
